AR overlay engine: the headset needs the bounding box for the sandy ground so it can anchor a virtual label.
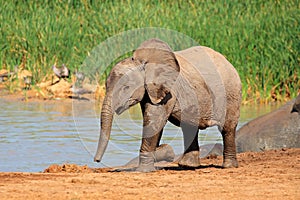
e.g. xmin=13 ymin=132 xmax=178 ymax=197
xmin=0 ymin=148 xmax=299 ymax=200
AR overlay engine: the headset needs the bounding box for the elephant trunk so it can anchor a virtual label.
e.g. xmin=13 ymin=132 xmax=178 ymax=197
xmin=94 ymin=95 xmax=113 ymax=162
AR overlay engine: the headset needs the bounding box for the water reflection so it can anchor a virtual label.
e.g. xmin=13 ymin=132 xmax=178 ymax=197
xmin=0 ymin=98 xmax=282 ymax=172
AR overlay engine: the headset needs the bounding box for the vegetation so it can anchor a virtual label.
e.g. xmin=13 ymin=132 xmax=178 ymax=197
xmin=0 ymin=0 xmax=299 ymax=103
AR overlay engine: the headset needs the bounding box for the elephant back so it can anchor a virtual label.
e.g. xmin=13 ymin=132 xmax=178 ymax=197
xmin=174 ymin=46 xmax=242 ymax=127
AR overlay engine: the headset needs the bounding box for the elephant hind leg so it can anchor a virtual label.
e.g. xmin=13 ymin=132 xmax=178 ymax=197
xmin=220 ymin=121 xmax=238 ymax=168
xmin=178 ymin=123 xmax=200 ymax=168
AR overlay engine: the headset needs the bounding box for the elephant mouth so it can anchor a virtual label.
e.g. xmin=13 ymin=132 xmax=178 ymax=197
xmin=115 ymin=106 xmax=126 ymax=115
xmin=115 ymin=99 xmax=139 ymax=115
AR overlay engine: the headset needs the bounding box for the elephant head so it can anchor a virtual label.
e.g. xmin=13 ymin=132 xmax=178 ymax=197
xmin=94 ymin=39 xmax=180 ymax=163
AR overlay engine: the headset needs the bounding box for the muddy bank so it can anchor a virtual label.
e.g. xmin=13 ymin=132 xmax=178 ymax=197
xmin=1 ymin=148 xmax=299 ymax=200
xmin=0 ymin=69 xmax=105 ymax=103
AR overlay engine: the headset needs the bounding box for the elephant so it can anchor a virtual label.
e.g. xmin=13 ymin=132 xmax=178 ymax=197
xmin=236 ymin=94 xmax=300 ymax=152
xmin=94 ymin=38 xmax=242 ymax=172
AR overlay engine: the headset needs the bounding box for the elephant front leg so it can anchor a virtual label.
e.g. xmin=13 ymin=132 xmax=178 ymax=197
xmin=137 ymin=103 xmax=169 ymax=172
xmin=178 ymin=123 xmax=200 ymax=168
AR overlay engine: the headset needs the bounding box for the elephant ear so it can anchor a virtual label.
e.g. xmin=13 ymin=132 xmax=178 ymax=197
xmin=133 ymin=39 xmax=180 ymax=104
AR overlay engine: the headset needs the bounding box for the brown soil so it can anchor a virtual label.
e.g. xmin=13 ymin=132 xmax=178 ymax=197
xmin=1 ymin=148 xmax=299 ymax=200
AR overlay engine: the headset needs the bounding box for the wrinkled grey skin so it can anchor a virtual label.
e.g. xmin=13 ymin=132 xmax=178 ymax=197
xmin=173 ymin=143 xmax=223 ymax=164
xmin=94 ymin=39 xmax=242 ymax=172
xmin=236 ymin=94 xmax=300 ymax=152
xmin=124 ymin=144 xmax=175 ymax=167
xmin=124 ymin=143 xmax=223 ymax=168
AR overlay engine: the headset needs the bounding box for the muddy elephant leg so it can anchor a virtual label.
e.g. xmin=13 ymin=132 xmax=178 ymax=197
xmin=137 ymin=103 xmax=169 ymax=172
xmin=178 ymin=123 xmax=200 ymax=168
xmin=140 ymin=102 xmax=164 ymax=149
xmin=221 ymin=123 xmax=238 ymax=168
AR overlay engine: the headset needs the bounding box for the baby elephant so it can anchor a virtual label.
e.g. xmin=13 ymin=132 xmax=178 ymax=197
xmin=94 ymin=38 xmax=242 ymax=172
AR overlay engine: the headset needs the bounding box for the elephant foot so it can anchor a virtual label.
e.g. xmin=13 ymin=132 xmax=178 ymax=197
xmin=136 ymin=151 xmax=157 ymax=172
xmin=178 ymin=151 xmax=200 ymax=168
xmin=154 ymin=144 xmax=175 ymax=162
xmin=222 ymin=158 xmax=238 ymax=168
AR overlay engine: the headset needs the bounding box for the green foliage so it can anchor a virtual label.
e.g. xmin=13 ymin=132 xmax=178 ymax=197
xmin=0 ymin=0 xmax=299 ymax=103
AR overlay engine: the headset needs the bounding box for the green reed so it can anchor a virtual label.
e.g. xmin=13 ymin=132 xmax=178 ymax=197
xmin=0 ymin=0 xmax=299 ymax=103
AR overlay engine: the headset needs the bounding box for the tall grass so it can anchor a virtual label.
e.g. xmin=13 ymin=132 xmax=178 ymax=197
xmin=0 ymin=0 xmax=299 ymax=103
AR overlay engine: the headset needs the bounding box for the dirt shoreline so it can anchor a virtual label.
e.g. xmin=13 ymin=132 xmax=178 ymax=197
xmin=1 ymin=148 xmax=299 ymax=200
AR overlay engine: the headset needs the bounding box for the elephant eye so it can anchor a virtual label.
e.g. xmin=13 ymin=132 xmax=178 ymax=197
xmin=131 ymin=57 xmax=134 ymax=61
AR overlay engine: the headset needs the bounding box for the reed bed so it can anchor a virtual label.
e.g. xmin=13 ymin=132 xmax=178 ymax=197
xmin=0 ymin=0 xmax=299 ymax=103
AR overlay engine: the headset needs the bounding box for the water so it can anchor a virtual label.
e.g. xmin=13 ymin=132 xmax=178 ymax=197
xmin=0 ymin=99 xmax=281 ymax=172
